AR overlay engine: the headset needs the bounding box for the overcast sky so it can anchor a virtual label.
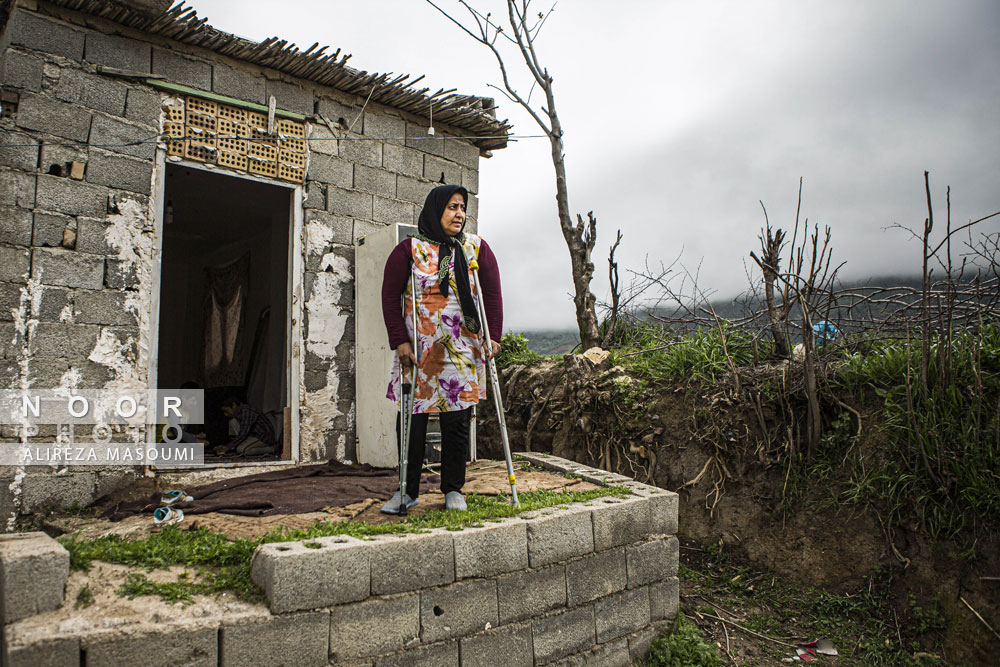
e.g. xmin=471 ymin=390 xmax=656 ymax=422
xmin=193 ymin=0 xmax=1000 ymax=331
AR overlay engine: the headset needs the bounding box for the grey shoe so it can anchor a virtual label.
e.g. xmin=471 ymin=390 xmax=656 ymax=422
xmin=381 ymin=491 xmax=417 ymax=515
xmin=445 ymin=491 xmax=467 ymax=511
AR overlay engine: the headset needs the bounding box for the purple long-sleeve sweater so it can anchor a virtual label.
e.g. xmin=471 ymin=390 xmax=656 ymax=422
xmin=382 ymin=237 xmax=503 ymax=350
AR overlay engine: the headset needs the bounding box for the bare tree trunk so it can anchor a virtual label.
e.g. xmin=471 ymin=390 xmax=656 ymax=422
xmin=426 ymin=0 xmax=602 ymax=350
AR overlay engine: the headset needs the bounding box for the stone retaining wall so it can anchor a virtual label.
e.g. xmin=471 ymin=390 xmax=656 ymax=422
xmin=1 ymin=455 xmax=679 ymax=666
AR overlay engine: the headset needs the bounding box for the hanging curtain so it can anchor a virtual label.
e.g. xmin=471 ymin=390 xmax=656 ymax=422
xmin=202 ymin=252 xmax=250 ymax=387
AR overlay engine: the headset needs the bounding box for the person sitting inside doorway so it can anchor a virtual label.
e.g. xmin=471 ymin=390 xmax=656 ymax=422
xmin=214 ymin=397 xmax=278 ymax=457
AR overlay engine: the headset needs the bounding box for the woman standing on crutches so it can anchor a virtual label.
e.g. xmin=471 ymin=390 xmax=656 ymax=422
xmin=380 ymin=184 xmax=503 ymax=513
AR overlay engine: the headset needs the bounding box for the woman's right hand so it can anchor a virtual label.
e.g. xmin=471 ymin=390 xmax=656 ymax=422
xmin=397 ymin=342 xmax=418 ymax=373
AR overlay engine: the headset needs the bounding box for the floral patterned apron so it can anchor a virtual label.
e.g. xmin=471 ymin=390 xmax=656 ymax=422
xmin=386 ymin=234 xmax=487 ymax=413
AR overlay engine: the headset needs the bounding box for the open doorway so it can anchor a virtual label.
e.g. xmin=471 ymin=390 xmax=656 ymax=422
xmin=157 ymin=163 xmax=292 ymax=463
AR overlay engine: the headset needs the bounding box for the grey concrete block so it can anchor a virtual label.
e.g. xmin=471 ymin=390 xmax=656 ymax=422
xmin=353 ymin=164 xmax=395 ymax=197
xmin=27 ymin=322 xmax=100 ymax=358
xmin=370 ymin=531 xmax=454 ymax=595
xmin=32 ymin=212 xmax=72 ymax=247
xmin=212 ymin=63 xmax=265 ymax=104
xmin=594 ymin=587 xmax=650 ymax=643
xmin=444 ymin=138 xmax=479 ymax=170
xmin=405 ymin=122 xmax=444 ymax=158
xmin=307 ymin=122 xmax=339 ymax=157
xmin=363 ymin=112 xmax=405 ymax=145
xmin=372 ymin=196 xmax=413 ymax=226
xmin=532 ymin=606 xmax=596 ymax=665
xmin=31 ymin=286 xmax=70 ymax=322
xmin=460 ymin=622 xmax=532 ymax=667
xmin=461 ymin=167 xmax=479 ymax=195
xmin=591 ymin=496 xmax=652 ymax=551
xmin=549 ymin=638 xmax=630 ymax=667
xmin=0 ymin=245 xmax=30 ymax=283
xmin=566 ymin=548 xmax=627 ymax=606
xmin=383 ymin=143 xmax=424 ymax=178
xmin=626 ymin=537 xmax=677 ymax=589
xmin=352 ymin=218 xmax=389 ymax=244
xmin=306 ymin=209 xmax=353 ymax=247
xmin=0 ymin=207 xmax=32 ymax=245
xmin=35 ymin=175 xmax=106 ymax=217
xmin=454 ymin=520 xmax=528 ymax=579
xmin=303 ymin=180 xmax=326 ymax=210
xmin=124 ymin=88 xmax=162 ymax=125
xmin=265 ymin=78 xmax=313 ymax=115
xmin=327 ymin=185 xmax=372 ymax=219
xmin=526 ymin=504 xmax=595 ymax=567
xmin=84 ymin=31 xmax=150 ymax=72
xmin=27 ymin=358 xmax=112 ymax=388
xmin=250 ymin=535 xmax=370 ymax=613
xmin=74 ymin=289 xmax=137 ymax=326
xmin=0 ymin=170 xmax=35 ymax=208
xmin=89 ymin=114 xmax=156 ymax=160
xmin=151 ymin=48 xmax=211 ymax=89
xmin=15 ymin=94 xmax=92 ymax=142
xmin=497 ymin=563 xmax=566 ymax=624
xmin=221 ymin=611 xmax=328 ymax=667
xmin=396 ymin=175 xmax=433 ymax=207
xmin=93 ymin=468 xmax=140 ymax=500
xmin=86 ymin=150 xmax=153 ymax=194
xmin=75 ymin=217 xmax=113 ymax=254
xmin=316 ymin=96 xmax=355 ymax=124
xmin=1 ymin=49 xmax=43 ymax=91
xmin=0 ymin=532 xmax=69 ymax=623
xmin=626 ymin=624 xmax=662 ymax=663
xmin=339 ymin=135 xmax=381 ymax=168
xmin=423 ymin=155 xmax=461 ymax=186
xmin=5 ymin=9 xmax=85 ymax=61
xmin=0 ymin=282 xmax=23 ymax=320
xmin=419 ymin=579 xmax=498 ymax=643
xmin=467 ymin=194 xmax=479 ymax=223
xmin=32 ymin=248 xmax=105 ymax=288
xmin=84 ymin=626 xmax=217 ymax=667
xmin=374 ymin=641 xmax=458 ymax=667
xmin=307 ymin=153 xmax=352 ymax=188
xmin=104 ymin=258 xmax=138 ymax=290
xmin=646 ymin=490 xmax=678 ymax=535
xmin=0 ymin=130 xmax=38 ymax=170
xmin=0 ymin=321 xmax=17 ymax=358
xmin=328 ymin=592 xmax=419 ymax=661
xmin=3 ymin=636 xmax=79 ymax=667
xmin=648 ymin=577 xmax=679 ymax=622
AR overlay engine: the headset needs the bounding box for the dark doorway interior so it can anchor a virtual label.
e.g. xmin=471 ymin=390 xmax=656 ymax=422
xmin=157 ymin=164 xmax=291 ymax=461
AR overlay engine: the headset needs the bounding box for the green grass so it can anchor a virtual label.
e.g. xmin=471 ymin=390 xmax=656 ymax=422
xmin=609 ymin=322 xmax=770 ymax=385
xmin=645 ymin=616 xmax=724 ymax=667
xmin=59 ymin=486 xmax=629 ymax=605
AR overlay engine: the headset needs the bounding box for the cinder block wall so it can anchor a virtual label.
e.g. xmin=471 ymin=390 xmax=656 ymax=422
xmin=0 ymin=1 xmax=484 ymax=528
xmin=2 ymin=455 xmax=680 ymax=666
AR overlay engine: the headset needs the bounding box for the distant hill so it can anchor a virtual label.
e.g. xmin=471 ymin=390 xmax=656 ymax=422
xmin=512 ymin=274 xmax=929 ymax=353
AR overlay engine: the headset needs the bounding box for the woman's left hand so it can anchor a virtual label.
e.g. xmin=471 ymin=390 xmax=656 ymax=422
xmin=486 ymin=340 xmax=501 ymax=360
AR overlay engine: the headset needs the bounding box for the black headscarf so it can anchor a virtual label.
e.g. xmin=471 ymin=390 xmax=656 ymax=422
xmin=417 ymin=184 xmax=480 ymax=334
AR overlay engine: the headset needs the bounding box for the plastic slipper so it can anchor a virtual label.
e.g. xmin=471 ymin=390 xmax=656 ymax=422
xmin=160 ymin=489 xmax=193 ymax=505
xmin=380 ymin=491 xmax=417 ymax=515
xmin=153 ymin=506 xmax=184 ymax=525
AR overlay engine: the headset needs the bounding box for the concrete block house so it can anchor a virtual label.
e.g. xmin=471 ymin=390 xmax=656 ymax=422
xmin=0 ymin=0 xmax=508 ymax=528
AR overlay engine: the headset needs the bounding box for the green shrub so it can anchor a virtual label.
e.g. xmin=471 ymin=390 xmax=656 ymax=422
xmin=495 ymin=332 xmax=543 ymax=368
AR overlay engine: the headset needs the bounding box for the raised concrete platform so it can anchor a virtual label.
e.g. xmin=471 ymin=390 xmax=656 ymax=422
xmin=1 ymin=454 xmax=679 ymax=666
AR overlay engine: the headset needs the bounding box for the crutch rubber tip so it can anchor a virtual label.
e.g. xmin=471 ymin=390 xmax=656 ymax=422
xmin=469 ymin=259 xmax=479 ymax=270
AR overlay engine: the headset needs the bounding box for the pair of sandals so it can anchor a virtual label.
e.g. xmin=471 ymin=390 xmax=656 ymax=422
xmin=153 ymin=489 xmax=193 ymax=525
xmin=380 ymin=491 xmax=467 ymax=515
